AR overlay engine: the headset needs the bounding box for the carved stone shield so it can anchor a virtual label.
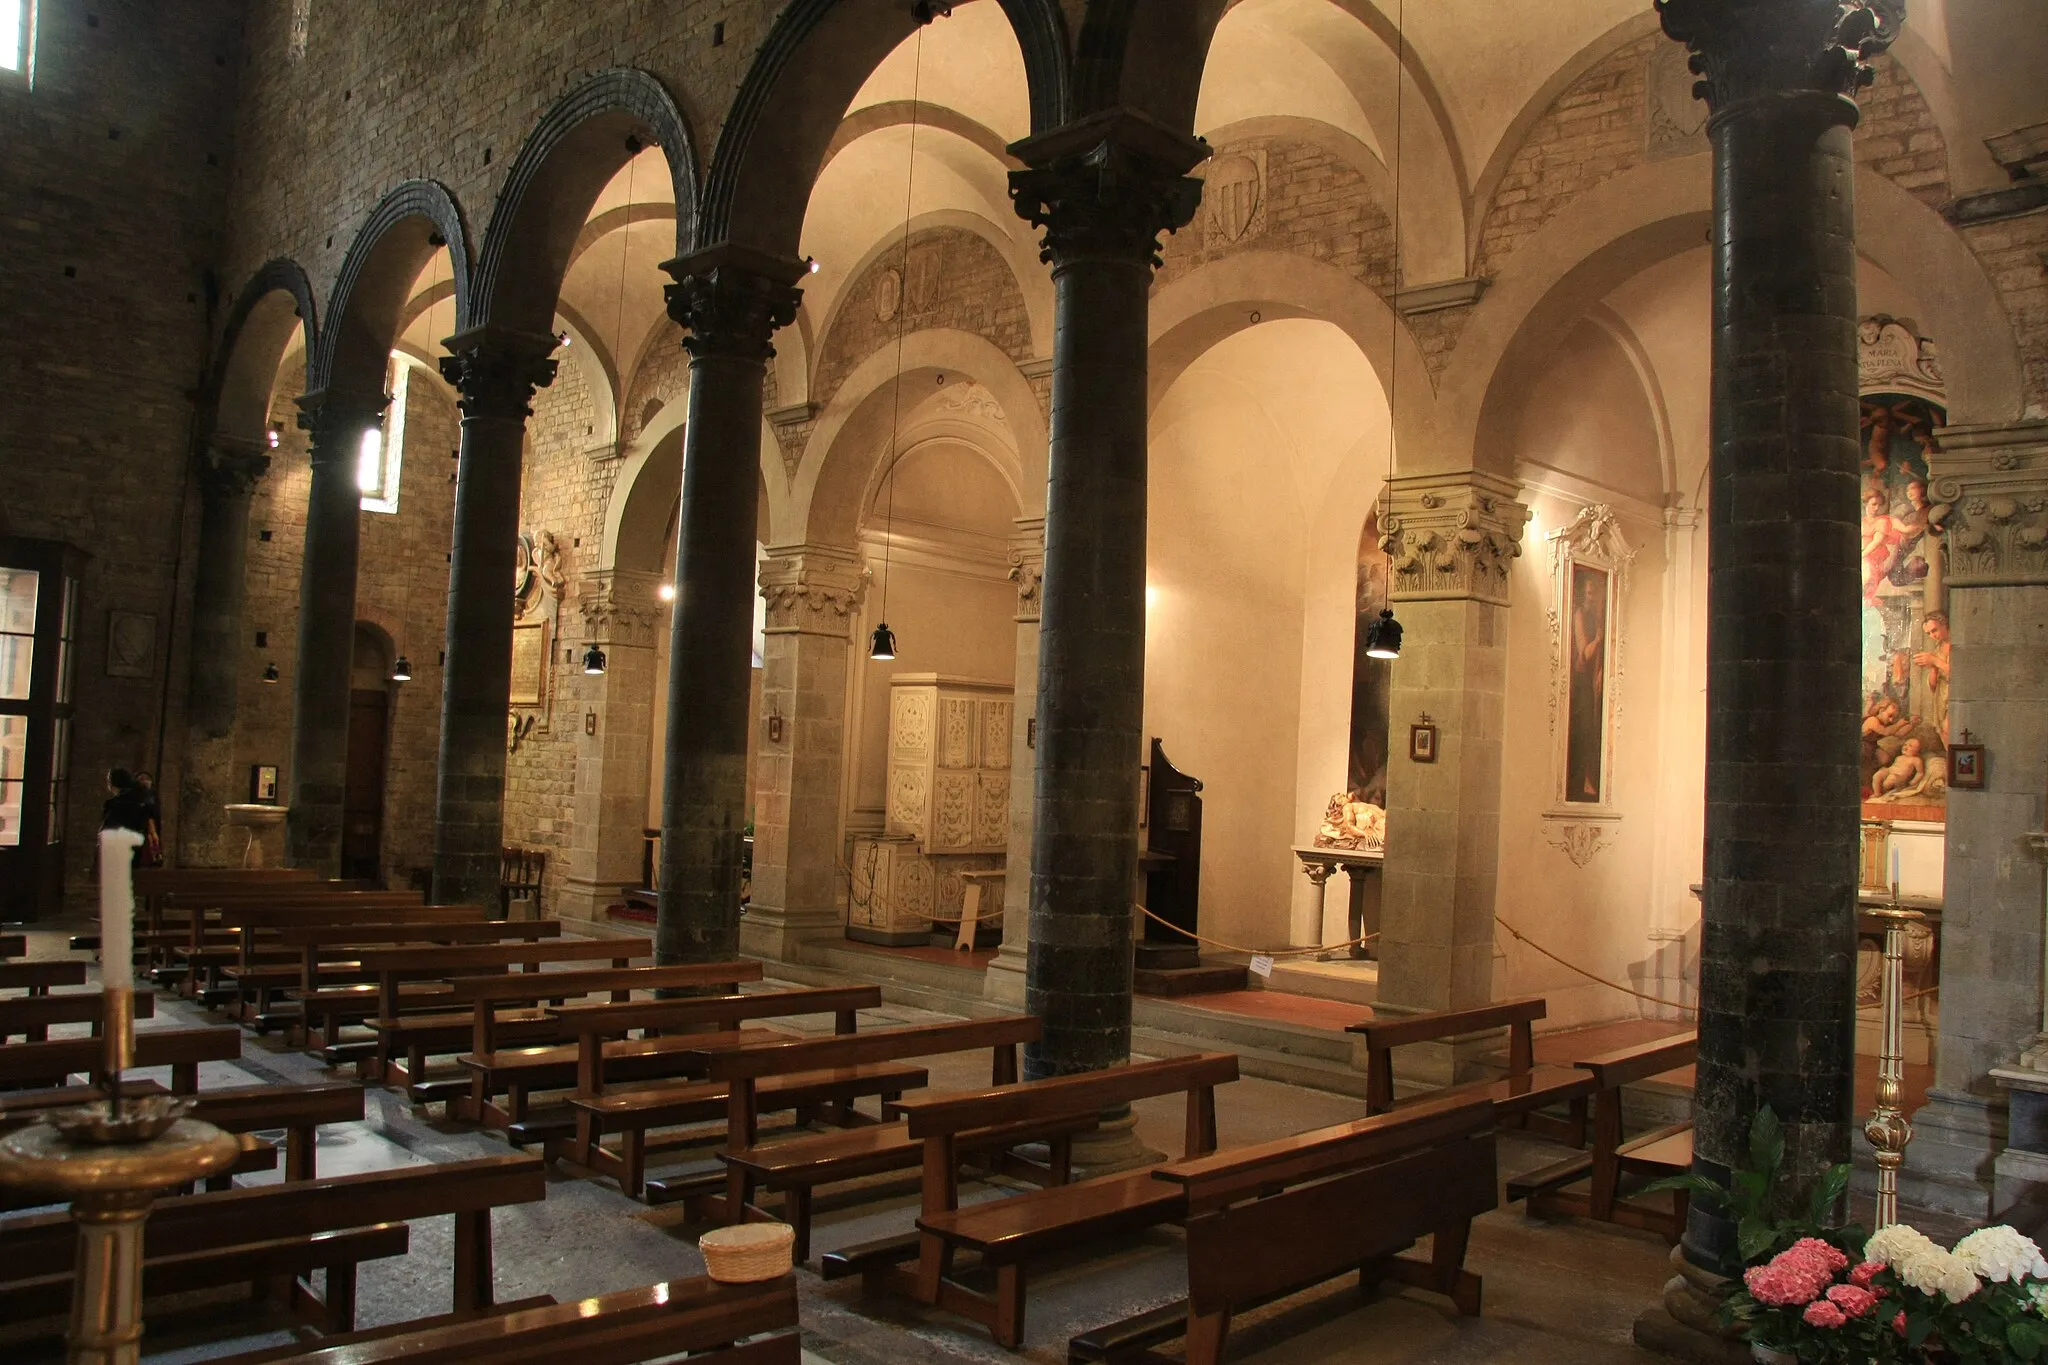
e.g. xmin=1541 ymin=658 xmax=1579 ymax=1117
xmin=1206 ymin=152 xmax=1264 ymax=244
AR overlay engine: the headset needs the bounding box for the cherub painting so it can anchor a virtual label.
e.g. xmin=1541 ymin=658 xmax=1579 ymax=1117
xmin=1860 ymin=391 xmax=1949 ymax=819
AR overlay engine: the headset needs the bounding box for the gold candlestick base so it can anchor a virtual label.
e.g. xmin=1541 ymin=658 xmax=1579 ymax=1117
xmin=0 ymin=1119 xmax=239 ymax=1365
xmin=1866 ymin=893 xmax=1925 ymax=1230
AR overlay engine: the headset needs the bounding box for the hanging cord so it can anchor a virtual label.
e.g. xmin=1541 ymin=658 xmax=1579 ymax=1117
xmin=873 ymin=23 xmax=927 ymax=629
xmin=1493 ymin=915 xmax=1697 ymax=1014
xmin=1374 ymin=0 xmax=1405 ymax=586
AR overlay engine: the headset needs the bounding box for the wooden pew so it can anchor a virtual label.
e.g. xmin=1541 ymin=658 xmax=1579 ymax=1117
xmin=1346 ymin=996 xmax=1592 ymax=1142
xmin=210 ymin=1273 xmax=800 ymax=1365
xmin=132 ymin=867 xmax=322 ymax=963
xmin=237 ymin=917 xmax=561 ymax=1035
xmin=0 ymin=960 xmax=87 ymax=996
xmin=822 ymin=1052 xmax=1241 ymax=1348
xmin=1069 ymin=1097 xmax=1500 ymax=1364
xmin=0 ymin=988 xmax=155 ymax=1041
xmin=174 ymin=893 xmax=437 ymax=1001
xmin=0 ymin=933 xmax=25 ymax=958
xmin=0 ymin=1026 xmax=242 ymax=1093
xmin=1517 ymin=1032 xmax=1696 ymax=1242
xmin=0 ymin=1154 xmax=546 ymax=1330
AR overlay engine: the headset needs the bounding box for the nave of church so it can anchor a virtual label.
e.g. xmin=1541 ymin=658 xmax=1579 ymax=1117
xmin=1 ymin=0 xmax=2046 ymax=1362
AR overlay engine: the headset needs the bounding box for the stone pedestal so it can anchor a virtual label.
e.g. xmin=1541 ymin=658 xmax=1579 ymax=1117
xmin=745 ymin=545 xmax=865 ymax=963
xmin=1911 ymin=419 xmax=2048 ymax=1217
xmin=557 ymin=570 xmax=664 ymax=929
xmin=222 ymin=803 xmax=288 ymax=869
xmin=986 ymin=518 xmax=1043 ymax=1008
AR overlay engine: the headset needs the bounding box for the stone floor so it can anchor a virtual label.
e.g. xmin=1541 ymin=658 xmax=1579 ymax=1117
xmin=0 ymin=923 xmax=1935 ymax=1363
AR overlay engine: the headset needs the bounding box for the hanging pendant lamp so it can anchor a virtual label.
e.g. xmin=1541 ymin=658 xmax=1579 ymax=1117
xmin=868 ymin=622 xmax=898 ymax=662
xmin=582 ymin=643 xmax=608 ymax=675
xmin=391 ymin=655 xmax=413 ymax=683
xmin=1363 ymin=609 xmax=1402 ymax=661
xmin=1368 ymin=0 xmax=1410 ymax=662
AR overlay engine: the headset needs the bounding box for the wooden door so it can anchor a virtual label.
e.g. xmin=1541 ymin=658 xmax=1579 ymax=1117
xmin=341 ymin=688 xmax=389 ymax=882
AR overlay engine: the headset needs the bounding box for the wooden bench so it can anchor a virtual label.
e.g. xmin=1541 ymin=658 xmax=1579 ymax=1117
xmin=211 ymin=1272 xmax=799 ymax=1365
xmin=823 ymin=1052 xmax=1241 ymax=1349
xmin=464 ymin=982 xmax=875 ymax=1136
xmin=1347 ymin=996 xmax=1592 ymax=1143
xmin=1517 ymin=1031 xmax=1696 ymax=1242
xmin=0 ymin=1025 xmax=242 ymax=1093
xmin=176 ymin=895 xmax=443 ymax=1003
xmin=0 ymin=987 xmax=155 ymax=1041
xmin=0 ymin=933 xmax=25 ymax=958
xmin=685 ymin=1015 xmax=1057 ymax=1260
xmin=0 ymin=1155 xmax=547 ymax=1330
xmin=1069 ymin=1096 xmax=1499 ymax=1364
xmin=0 ymin=960 xmax=87 ymax=996
xmin=236 ymin=918 xmax=562 ymax=1036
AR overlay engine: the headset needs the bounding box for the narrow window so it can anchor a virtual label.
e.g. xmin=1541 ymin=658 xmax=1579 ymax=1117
xmin=359 ymin=359 xmax=408 ymax=514
xmin=1 ymin=1 xmax=35 ymax=82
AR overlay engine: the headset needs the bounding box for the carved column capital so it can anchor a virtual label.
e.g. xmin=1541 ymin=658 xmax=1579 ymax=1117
xmin=437 ymin=324 xmax=560 ymax=420
xmin=1930 ymin=420 xmax=2048 ymax=588
xmin=1008 ymin=109 xmax=1208 ymax=268
xmin=662 ymin=243 xmax=805 ymax=365
xmin=1656 ymin=0 xmax=1900 ymax=117
xmin=759 ymin=544 xmax=868 ymax=639
xmin=577 ymin=569 xmax=665 ymax=649
xmin=196 ymin=434 xmax=271 ymax=501
xmin=1379 ymin=471 xmax=1531 ymax=606
xmin=295 ymin=388 xmax=389 ymax=468
xmin=1009 ymin=517 xmax=1046 ymax=623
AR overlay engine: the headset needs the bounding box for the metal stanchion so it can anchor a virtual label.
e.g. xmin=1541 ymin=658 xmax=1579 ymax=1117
xmin=1864 ymin=881 xmax=1924 ymax=1230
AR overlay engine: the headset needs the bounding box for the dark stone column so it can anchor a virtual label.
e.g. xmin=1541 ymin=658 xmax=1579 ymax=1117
xmin=1657 ymin=0 xmax=1898 ymax=1274
xmin=654 ymin=245 xmax=803 ymax=965
xmin=431 ymin=327 xmax=559 ymax=911
xmin=1009 ymin=111 xmax=1205 ymax=1080
xmin=286 ymin=389 xmax=387 ymax=875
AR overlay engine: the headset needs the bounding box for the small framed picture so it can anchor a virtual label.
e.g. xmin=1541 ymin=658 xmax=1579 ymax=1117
xmin=1949 ymin=742 xmax=1986 ymax=790
xmin=1410 ymin=721 xmax=1438 ymax=764
xmin=250 ymin=764 xmax=280 ymax=803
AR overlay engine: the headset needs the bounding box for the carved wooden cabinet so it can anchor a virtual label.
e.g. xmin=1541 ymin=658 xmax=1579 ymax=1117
xmin=884 ymin=674 xmax=1012 ymax=855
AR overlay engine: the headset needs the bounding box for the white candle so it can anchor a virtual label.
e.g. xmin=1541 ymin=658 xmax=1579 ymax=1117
xmin=1890 ymin=845 xmax=1901 ymax=893
xmin=98 ymin=828 xmax=143 ymax=991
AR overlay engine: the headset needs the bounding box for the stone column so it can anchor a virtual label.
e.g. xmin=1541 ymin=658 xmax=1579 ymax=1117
xmin=985 ymin=517 xmax=1044 ymax=1007
xmin=1375 ymin=472 xmax=1528 ymax=1064
xmin=655 ymin=245 xmax=804 ymax=965
xmin=1009 ymin=112 xmax=1205 ymax=1080
xmin=1911 ymin=420 xmax=2048 ymax=1216
xmin=558 ymin=569 xmax=665 ymax=927
xmin=746 ymin=544 xmax=866 ymax=962
xmin=177 ymin=436 xmax=271 ymax=866
xmin=431 ymin=326 xmax=560 ymax=911
xmin=1657 ymin=0 xmax=1895 ymax=1278
xmin=286 ymin=389 xmax=387 ymax=874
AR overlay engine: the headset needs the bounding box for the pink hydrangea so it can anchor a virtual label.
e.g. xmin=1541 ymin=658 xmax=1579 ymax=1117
xmin=1744 ymin=1243 xmax=1842 ymax=1307
xmin=1826 ymin=1284 xmax=1879 ymax=1319
xmin=1787 ymin=1238 xmax=1850 ymax=1273
xmin=1849 ymin=1261 xmax=1885 ymax=1288
xmin=1804 ymin=1299 xmax=1849 ymax=1329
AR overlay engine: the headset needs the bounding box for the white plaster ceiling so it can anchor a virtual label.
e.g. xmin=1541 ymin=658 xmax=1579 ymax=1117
xmin=849 ymin=3 xmax=1031 ymax=146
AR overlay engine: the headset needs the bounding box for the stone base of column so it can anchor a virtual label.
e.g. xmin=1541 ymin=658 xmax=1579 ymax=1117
xmin=982 ymin=945 xmax=1028 ymax=1007
xmin=553 ymin=876 xmax=632 ymax=934
xmin=738 ymin=906 xmax=842 ymax=964
xmin=1633 ymin=1246 xmax=1747 ymax=1364
xmin=1900 ymin=1088 xmax=2006 ymax=1219
xmin=1069 ymin=1108 xmax=1166 ymax=1177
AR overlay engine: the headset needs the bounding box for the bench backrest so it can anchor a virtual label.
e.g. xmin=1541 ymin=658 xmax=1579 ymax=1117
xmin=275 ymin=920 xmax=561 ymax=948
xmin=213 ymin=900 xmax=451 ymax=928
xmin=691 ymin=1014 xmax=1041 ymax=1082
xmin=0 ymin=1026 xmax=240 ymax=1086
xmin=1347 ymin=996 xmax=1547 ymax=1112
xmin=0 ymin=989 xmax=156 ymax=1035
xmin=546 ymin=984 xmax=881 ymax=1036
xmin=354 ymin=939 xmax=649 ymax=973
xmin=164 ymin=890 xmax=424 ymax=911
xmin=136 ymin=867 xmax=318 ymax=892
xmin=187 ymin=1082 xmax=366 ymax=1132
xmin=0 ymin=1154 xmax=546 ymax=1274
xmin=0 ymin=961 xmax=87 ymax=992
xmin=898 ymin=1051 xmax=1241 ymax=1146
xmin=1574 ymin=1032 xmax=1696 ymax=1089
xmin=440 ymin=960 xmax=760 ymax=1006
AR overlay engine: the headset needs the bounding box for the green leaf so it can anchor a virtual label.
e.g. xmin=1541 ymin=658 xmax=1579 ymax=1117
xmin=1805 ymin=1163 xmax=1852 ymax=1224
xmin=1737 ymin=1214 xmax=1776 ymax=1262
xmin=1748 ymin=1106 xmax=1785 ymax=1180
xmin=2012 ymin=1319 xmax=2045 ymax=1360
xmin=1641 ymin=1172 xmax=1727 ymax=1203
xmin=1907 ymin=1312 xmax=1935 ymax=1350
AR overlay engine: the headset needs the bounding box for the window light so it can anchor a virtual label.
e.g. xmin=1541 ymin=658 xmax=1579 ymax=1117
xmin=1 ymin=1 xmax=30 ymax=77
xmin=356 ymin=429 xmax=382 ymax=492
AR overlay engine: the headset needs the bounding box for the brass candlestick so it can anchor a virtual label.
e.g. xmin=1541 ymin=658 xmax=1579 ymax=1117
xmin=1864 ymin=883 xmax=1924 ymax=1230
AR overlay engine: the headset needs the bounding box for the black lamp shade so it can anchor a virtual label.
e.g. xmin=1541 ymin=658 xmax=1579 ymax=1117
xmin=582 ymin=643 xmax=608 ymax=675
xmin=391 ymin=656 xmax=413 ymax=682
xmin=869 ymin=622 xmax=898 ymax=662
xmin=1364 ymin=608 xmax=1403 ymax=660
xmin=261 ymin=662 xmax=279 ymax=683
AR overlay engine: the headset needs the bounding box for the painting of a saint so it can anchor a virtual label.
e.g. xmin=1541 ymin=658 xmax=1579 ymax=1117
xmin=1564 ymin=561 xmax=1610 ymax=804
xmin=1859 ymin=392 xmax=1948 ymax=820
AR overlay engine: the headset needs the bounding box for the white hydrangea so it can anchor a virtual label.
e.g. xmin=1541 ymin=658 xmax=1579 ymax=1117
xmin=1953 ymin=1226 xmax=2048 ymax=1284
xmin=1894 ymin=1246 xmax=1979 ymax=1304
xmin=1937 ymin=1252 xmax=1982 ymax=1304
xmin=2029 ymin=1281 xmax=2048 ymax=1316
xmin=1868 ymin=1225 xmax=1939 ymax=1266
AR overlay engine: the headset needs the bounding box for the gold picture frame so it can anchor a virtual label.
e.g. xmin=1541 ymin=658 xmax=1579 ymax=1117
xmin=509 ymin=621 xmax=548 ymax=708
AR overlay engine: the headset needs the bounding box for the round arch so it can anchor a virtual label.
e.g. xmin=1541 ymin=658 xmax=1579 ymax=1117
xmin=601 ymin=407 xmax=785 ymax=575
xmin=210 ymin=259 xmax=320 ymax=443
xmin=316 ymin=180 xmax=472 ymax=399
xmin=471 ymin=69 xmax=701 ymax=336
xmin=698 ymin=0 xmax=1071 ymax=256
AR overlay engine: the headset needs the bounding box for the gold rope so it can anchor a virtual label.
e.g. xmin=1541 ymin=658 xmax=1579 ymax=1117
xmin=1493 ymin=915 xmax=1698 ymax=1014
xmin=1135 ymin=903 xmax=1378 ymax=959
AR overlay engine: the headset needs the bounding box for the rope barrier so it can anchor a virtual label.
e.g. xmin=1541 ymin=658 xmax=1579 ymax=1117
xmin=1493 ymin=915 xmax=1698 ymax=1015
xmin=1135 ymin=903 xmax=1378 ymax=959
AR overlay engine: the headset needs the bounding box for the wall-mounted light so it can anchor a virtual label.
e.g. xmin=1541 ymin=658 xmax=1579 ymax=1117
xmin=803 ymin=257 xmax=820 ymax=274
xmin=556 ymin=331 xmax=571 ymax=349
xmin=868 ymin=622 xmax=897 ymax=662
xmin=582 ymin=643 xmax=608 ymax=675
xmin=766 ymin=705 xmax=784 ymax=744
xmin=266 ymin=423 xmax=283 ymax=450
xmin=658 ymin=582 xmax=676 ymax=603
xmin=1364 ymin=608 xmax=1403 ymax=661
xmin=262 ymin=662 xmax=279 ymax=684
xmin=391 ymin=655 xmax=413 ymax=683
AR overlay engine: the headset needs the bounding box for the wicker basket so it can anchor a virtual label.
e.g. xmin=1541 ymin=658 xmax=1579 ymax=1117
xmin=699 ymin=1222 xmax=796 ymax=1282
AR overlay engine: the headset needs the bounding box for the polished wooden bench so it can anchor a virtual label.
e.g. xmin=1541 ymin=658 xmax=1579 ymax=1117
xmin=172 ymin=893 xmax=436 ymax=1001
xmin=1517 ymin=1031 xmax=1696 ymax=1242
xmin=0 ymin=1154 xmax=547 ymax=1331
xmin=1347 ymin=996 xmax=1591 ymax=1143
xmin=0 ymin=960 xmax=87 ymax=996
xmin=823 ymin=1051 xmax=1241 ymax=1349
xmin=0 ymin=1025 xmax=242 ymax=1093
xmin=0 ymin=933 xmax=25 ymax=958
xmin=212 ymin=1272 xmax=800 ymax=1365
xmin=1071 ymin=1097 xmax=1498 ymax=1364
xmin=0 ymin=987 xmax=155 ymax=1041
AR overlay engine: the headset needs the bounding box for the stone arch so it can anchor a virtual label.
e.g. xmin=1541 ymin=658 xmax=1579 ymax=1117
xmin=315 ymin=180 xmax=471 ymax=399
xmin=1072 ymin=0 xmax=1229 ymax=128
xmin=794 ymin=328 xmax=1047 ymax=548
xmin=698 ymin=0 xmax=1072 ymax=256
xmin=210 ymin=259 xmax=319 ymax=443
xmin=601 ymin=409 xmax=784 ymax=575
xmin=471 ymin=69 xmax=701 ymax=336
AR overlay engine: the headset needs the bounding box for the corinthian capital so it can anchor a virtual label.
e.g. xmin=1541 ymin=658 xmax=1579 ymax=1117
xmin=759 ymin=544 xmax=868 ymax=638
xmin=196 ymin=434 xmax=271 ymax=501
xmin=1008 ymin=109 xmax=1208 ymax=268
xmin=437 ymin=324 xmax=560 ymax=420
xmin=295 ymin=388 xmax=389 ymax=467
xmin=1379 ymin=471 xmax=1531 ymax=607
xmin=1656 ymin=0 xmax=1901 ymax=115
xmin=1930 ymin=420 xmax=2048 ymax=588
xmin=662 ymin=243 xmax=805 ymax=365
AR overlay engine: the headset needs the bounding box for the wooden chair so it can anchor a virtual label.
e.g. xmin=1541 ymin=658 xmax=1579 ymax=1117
xmin=1347 ymin=996 xmax=1592 ymax=1143
xmin=1070 ymin=1096 xmax=1499 ymax=1364
xmin=500 ymin=846 xmax=546 ymax=920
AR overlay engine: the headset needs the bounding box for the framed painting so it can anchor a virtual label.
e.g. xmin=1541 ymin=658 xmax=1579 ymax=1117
xmin=1547 ymin=505 xmax=1634 ymax=811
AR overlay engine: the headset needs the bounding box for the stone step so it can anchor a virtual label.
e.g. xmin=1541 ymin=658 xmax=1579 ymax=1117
xmin=1260 ymin=957 xmax=1379 ymax=1007
xmin=1134 ymin=963 xmax=1248 ymax=997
